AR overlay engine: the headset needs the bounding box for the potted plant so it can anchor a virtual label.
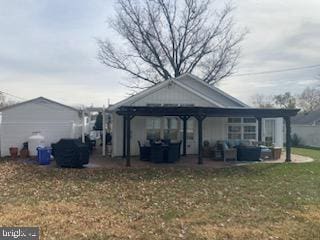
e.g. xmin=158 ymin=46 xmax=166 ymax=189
xmin=9 ymin=147 xmax=18 ymax=159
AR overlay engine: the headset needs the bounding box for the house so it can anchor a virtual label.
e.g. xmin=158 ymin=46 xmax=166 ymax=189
xmin=291 ymin=111 xmax=320 ymax=147
xmin=0 ymin=97 xmax=84 ymax=157
xmin=108 ymin=74 xmax=299 ymax=165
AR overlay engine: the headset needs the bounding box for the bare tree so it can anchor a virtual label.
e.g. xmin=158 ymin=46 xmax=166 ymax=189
xmin=98 ymin=0 xmax=245 ymax=91
xmin=274 ymin=92 xmax=296 ymax=109
xmin=251 ymin=94 xmax=274 ymax=108
xmin=0 ymin=93 xmax=16 ymax=108
xmin=0 ymin=93 xmax=6 ymax=108
xmin=298 ymin=87 xmax=320 ymax=113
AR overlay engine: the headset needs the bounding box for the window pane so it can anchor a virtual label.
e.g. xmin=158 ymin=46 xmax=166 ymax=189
xmin=244 ymin=133 xmax=256 ymax=140
xmin=228 ymin=133 xmax=241 ymax=140
xmin=228 ymin=118 xmax=241 ymax=123
xmin=244 ymin=126 xmax=256 ymax=133
xmin=243 ymin=118 xmax=256 ymax=123
xmin=228 ymin=126 xmax=241 ymax=132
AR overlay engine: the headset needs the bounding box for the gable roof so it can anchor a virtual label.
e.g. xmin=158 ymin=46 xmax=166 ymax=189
xmin=292 ymin=111 xmax=320 ymax=125
xmin=109 ymin=73 xmax=248 ymax=111
xmin=0 ymin=97 xmax=80 ymax=113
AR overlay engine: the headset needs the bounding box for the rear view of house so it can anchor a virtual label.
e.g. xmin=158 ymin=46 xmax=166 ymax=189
xmin=109 ymin=74 xmax=293 ymax=164
xmin=0 ymin=97 xmax=83 ymax=157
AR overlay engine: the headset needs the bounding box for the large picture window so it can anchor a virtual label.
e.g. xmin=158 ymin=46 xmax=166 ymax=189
xmin=227 ymin=118 xmax=257 ymax=140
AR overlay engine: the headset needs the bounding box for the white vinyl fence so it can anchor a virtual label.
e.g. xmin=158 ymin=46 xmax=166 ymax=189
xmin=292 ymin=124 xmax=320 ymax=147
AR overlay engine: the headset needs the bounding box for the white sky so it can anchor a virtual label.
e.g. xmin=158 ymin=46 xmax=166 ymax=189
xmin=0 ymin=0 xmax=320 ymax=107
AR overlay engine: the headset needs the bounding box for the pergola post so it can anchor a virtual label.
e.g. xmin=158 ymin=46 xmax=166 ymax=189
xmin=102 ymin=105 xmax=106 ymax=156
xmin=196 ymin=115 xmax=206 ymax=164
xmin=126 ymin=115 xmax=132 ymax=167
xmin=285 ymin=116 xmax=291 ymax=162
xmin=180 ymin=116 xmax=190 ymax=156
xmin=257 ymin=117 xmax=262 ymax=142
xmin=122 ymin=116 xmax=126 ymax=158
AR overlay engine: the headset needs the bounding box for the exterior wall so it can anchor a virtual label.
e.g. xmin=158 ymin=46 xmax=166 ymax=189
xmin=112 ymin=116 xmax=228 ymax=157
xmin=203 ymin=117 xmax=227 ymax=145
xmin=0 ymin=101 xmax=82 ymax=157
xmin=112 ymin=113 xmax=148 ymax=157
xmin=291 ymin=124 xmax=320 ymax=147
xmin=131 ymin=82 xmax=215 ymax=107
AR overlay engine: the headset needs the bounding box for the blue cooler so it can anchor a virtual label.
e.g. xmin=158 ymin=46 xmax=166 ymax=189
xmin=37 ymin=147 xmax=51 ymax=165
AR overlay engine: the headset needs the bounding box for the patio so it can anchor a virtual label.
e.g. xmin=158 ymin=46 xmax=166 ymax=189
xmin=84 ymin=151 xmax=314 ymax=169
xmin=117 ymin=106 xmax=300 ymax=167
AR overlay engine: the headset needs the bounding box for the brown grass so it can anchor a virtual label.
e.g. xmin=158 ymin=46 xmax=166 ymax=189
xmin=0 ymin=148 xmax=320 ymax=239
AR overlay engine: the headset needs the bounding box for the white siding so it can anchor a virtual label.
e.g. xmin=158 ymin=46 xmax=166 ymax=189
xmin=131 ymin=82 xmax=216 ymax=107
xmin=0 ymin=100 xmax=82 ymax=157
xmin=112 ymin=114 xmax=148 ymax=157
xmin=203 ymin=117 xmax=227 ymax=145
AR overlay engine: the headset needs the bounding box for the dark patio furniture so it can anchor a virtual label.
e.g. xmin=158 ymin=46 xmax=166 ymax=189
xmin=166 ymin=142 xmax=181 ymax=163
xmin=150 ymin=143 xmax=166 ymax=163
xmin=236 ymin=146 xmax=261 ymax=161
xmin=138 ymin=141 xmax=150 ymax=161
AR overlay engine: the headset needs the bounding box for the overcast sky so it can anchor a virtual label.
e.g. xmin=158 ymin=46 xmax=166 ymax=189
xmin=1 ymin=0 xmax=320 ymax=107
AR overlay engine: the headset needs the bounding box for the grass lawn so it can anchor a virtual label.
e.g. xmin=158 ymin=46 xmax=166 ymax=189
xmin=0 ymin=148 xmax=320 ymax=240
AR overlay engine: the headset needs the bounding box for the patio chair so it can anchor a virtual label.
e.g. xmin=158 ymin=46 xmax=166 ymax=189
xmin=222 ymin=141 xmax=237 ymax=162
xmin=150 ymin=143 xmax=165 ymax=163
xmin=166 ymin=142 xmax=181 ymax=163
xmin=138 ymin=141 xmax=150 ymax=161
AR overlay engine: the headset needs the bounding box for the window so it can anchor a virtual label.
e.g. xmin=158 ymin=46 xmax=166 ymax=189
xmin=227 ymin=118 xmax=257 ymax=140
xmin=228 ymin=126 xmax=242 ymax=140
xmin=243 ymin=126 xmax=256 ymax=140
xmin=146 ymin=118 xmax=161 ymax=140
xmin=164 ymin=117 xmax=179 ymax=140
xmin=243 ymin=118 xmax=257 ymax=123
xmin=228 ymin=118 xmax=241 ymax=123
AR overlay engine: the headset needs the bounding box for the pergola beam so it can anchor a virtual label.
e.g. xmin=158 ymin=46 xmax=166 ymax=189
xmin=117 ymin=106 xmax=299 ymax=118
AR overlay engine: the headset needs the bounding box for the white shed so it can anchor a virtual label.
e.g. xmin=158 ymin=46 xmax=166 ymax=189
xmin=0 ymin=97 xmax=83 ymax=157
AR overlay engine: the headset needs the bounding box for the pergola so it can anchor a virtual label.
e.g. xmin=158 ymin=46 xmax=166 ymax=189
xmin=116 ymin=106 xmax=300 ymax=167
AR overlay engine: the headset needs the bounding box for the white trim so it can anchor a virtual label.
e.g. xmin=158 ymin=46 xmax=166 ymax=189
xmin=0 ymin=97 xmax=80 ymax=113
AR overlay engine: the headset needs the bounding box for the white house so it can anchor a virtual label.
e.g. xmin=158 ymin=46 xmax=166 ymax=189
xmin=0 ymin=97 xmax=84 ymax=157
xmin=109 ymin=74 xmax=288 ymax=161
